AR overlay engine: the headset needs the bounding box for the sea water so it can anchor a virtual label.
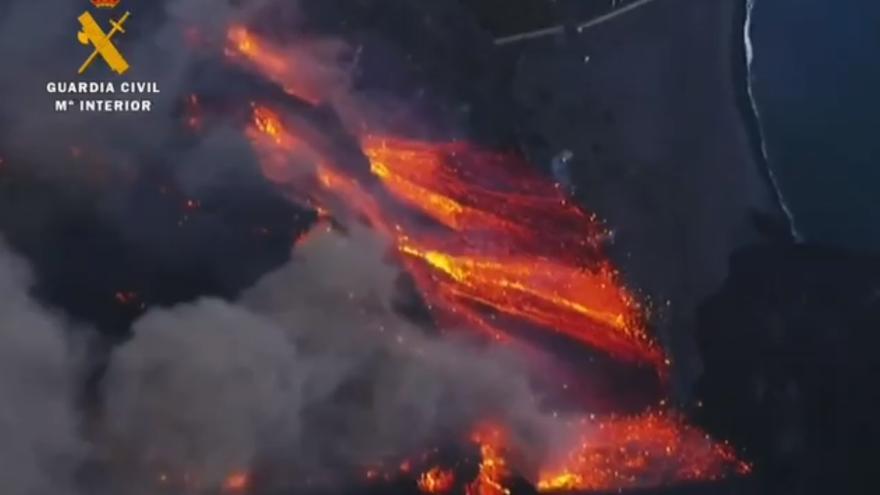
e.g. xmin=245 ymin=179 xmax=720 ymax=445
xmin=745 ymin=0 xmax=880 ymax=250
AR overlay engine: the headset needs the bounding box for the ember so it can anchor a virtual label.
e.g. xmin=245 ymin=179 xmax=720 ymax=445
xmin=184 ymin=93 xmax=203 ymax=130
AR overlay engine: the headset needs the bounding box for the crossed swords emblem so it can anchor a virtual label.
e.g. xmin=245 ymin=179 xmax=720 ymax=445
xmin=77 ymin=11 xmax=131 ymax=75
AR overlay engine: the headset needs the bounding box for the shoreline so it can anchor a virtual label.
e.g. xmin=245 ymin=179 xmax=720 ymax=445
xmin=728 ymin=0 xmax=798 ymax=240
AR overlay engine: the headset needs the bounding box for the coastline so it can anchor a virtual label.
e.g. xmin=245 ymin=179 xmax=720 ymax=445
xmin=729 ymin=0 xmax=799 ymax=240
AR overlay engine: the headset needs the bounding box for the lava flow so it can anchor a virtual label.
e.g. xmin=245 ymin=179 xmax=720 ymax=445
xmin=365 ymin=136 xmax=663 ymax=368
xmin=227 ymin=25 xmax=748 ymax=493
xmin=418 ymin=467 xmax=456 ymax=494
xmin=226 ymin=25 xmax=323 ymax=106
xmin=536 ymin=411 xmax=751 ymax=492
xmin=245 ymin=104 xmax=663 ymax=369
xmin=434 ymin=412 xmax=752 ymax=495
xmin=466 ymin=425 xmax=512 ymax=495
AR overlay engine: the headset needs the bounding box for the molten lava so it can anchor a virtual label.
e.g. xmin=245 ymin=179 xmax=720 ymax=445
xmin=364 ymin=136 xmax=664 ymax=367
xmin=226 ymin=25 xmax=322 ymax=105
xmin=244 ymin=105 xmax=663 ymax=368
xmin=228 ymin=25 xmax=749 ymax=494
xmin=418 ymin=467 xmax=456 ymax=494
xmin=467 ymin=425 xmax=511 ymax=495
xmin=536 ymin=411 xmax=752 ymax=492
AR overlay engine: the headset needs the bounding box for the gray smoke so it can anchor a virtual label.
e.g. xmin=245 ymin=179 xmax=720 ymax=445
xmin=0 ymin=241 xmax=87 ymax=495
xmin=0 ymin=215 xmax=577 ymax=493
xmin=0 ymin=226 xmax=578 ymax=494
xmin=101 ymin=226 xmax=572 ymax=491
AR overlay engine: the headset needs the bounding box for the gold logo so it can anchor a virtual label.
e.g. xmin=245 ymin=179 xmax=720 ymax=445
xmin=77 ymin=11 xmax=131 ymax=75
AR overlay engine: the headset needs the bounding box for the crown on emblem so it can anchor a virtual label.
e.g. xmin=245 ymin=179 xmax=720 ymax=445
xmin=90 ymin=0 xmax=121 ymax=8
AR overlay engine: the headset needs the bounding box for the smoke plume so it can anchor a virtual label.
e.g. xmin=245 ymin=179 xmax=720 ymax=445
xmin=0 ymin=241 xmax=86 ymax=495
xmin=0 ymin=225 xmax=575 ymax=493
xmin=101 ymin=226 xmax=569 ymax=491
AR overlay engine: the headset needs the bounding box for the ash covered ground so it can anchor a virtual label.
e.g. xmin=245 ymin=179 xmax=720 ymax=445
xmin=0 ymin=1 xmax=876 ymax=494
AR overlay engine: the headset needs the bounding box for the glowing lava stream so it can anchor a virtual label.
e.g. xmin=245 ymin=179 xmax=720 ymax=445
xmin=228 ymin=26 xmax=749 ymax=493
xmin=249 ymin=103 xmax=664 ymax=368
xmin=418 ymin=467 xmax=456 ymax=494
xmin=226 ymin=26 xmax=323 ymax=105
xmin=534 ymin=411 xmax=751 ymax=492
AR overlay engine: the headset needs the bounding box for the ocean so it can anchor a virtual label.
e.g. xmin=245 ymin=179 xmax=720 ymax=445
xmin=746 ymin=0 xmax=880 ymax=251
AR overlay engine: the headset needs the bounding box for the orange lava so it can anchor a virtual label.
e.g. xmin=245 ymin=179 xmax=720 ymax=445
xmin=236 ymin=39 xmax=750 ymax=489
xmin=467 ymin=425 xmax=511 ymax=495
xmin=418 ymin=467 xmax=456 ymax=494
xmin=537 ymin=411 xmax=751 ymax=492
xmin=245 ymin=105 xmax=317 ymax=189
xmin=463 ymin=415 xmax=750 ymax=494
xmin=364 ymin=136 xmax=663 ymax=367
xmin=363 ymin=137 xmax=604 ymax=253
xmin=244 ymin=107 xmax=662 ymax=368
xmin=226 ymin=25 xmax=322 ymax=105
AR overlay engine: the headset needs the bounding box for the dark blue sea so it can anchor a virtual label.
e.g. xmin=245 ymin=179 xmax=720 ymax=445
xmin=747 ymin=0 xmax=880 ymax=251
